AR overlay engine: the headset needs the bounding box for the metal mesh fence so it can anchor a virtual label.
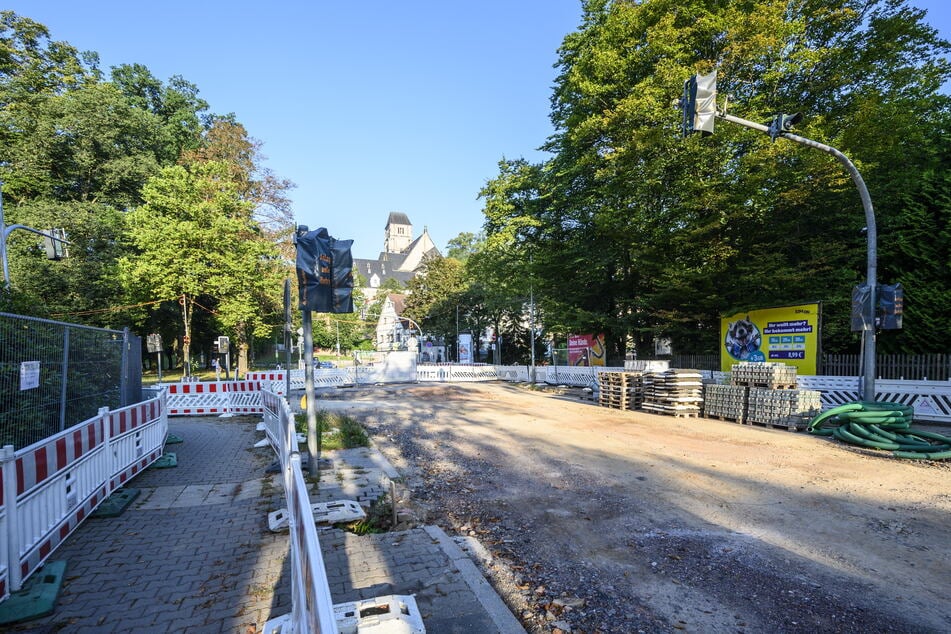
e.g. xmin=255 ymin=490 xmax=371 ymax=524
xmin=0 ymin=312 xmax=141 ymax=450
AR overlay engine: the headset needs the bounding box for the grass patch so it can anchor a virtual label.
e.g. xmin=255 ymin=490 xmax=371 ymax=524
xmin=294 ymin=411 xmax=369 ymax=450
xmin=346 ymin=494 xmax=393 ymax=535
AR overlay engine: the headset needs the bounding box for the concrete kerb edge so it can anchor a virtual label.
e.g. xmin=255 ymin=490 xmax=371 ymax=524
xmin=366 ymin=446 xmax=402 ymax=481
xmin=423 ymin=525 xmax=527 ymax=634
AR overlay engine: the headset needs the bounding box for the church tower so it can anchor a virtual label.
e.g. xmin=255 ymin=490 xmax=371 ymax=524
xmin=384 ymin=212 xmax=413 ymax=254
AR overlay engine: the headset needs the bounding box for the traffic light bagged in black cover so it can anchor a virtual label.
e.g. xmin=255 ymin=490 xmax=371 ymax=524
xmin=295 ymin=227 xmax=353 ymax=313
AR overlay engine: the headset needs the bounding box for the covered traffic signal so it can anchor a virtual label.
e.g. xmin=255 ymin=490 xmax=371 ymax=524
xmin=767 ymin=112 xmax=802 ymax=141
xmin=681 ymin=71 xmax=717 ymax=137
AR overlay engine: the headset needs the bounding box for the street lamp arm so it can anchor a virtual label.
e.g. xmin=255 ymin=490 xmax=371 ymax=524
xmin=2 ymin=224 xmax=72 ymax=288
xmin=718 ymin=111 xmax=877 ymax=401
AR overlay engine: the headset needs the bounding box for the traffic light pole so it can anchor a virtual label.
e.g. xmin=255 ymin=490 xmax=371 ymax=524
xmin=719 ymin=112 xmax=878 ymax=401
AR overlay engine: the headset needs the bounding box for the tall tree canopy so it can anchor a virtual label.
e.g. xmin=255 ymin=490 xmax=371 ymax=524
xmin=480 ymin=0 xmax=951 ymax=360
xmin=0 ymin=12 xmax=294 ymax=372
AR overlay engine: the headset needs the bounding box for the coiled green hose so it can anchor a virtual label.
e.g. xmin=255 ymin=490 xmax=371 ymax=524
xmin=808 ymin=401 xmax=951 ymax=460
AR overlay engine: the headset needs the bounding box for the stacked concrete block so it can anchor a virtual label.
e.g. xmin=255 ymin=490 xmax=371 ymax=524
xmin=731 ymin=362 xmax=798 ymax=388
xmin=746 ymin=387 xmax=823 ymax=430
xmin=703 ymin=384 xmax=749 ymax=422
xmin=642 ymin=369 xmax=704 ymax=418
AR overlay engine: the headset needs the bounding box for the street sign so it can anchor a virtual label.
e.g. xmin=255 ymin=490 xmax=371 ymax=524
xmin=218 ymin=336 xmax=230 ymax=354
xmin=147 ymin=333 xmax=162 ymax=353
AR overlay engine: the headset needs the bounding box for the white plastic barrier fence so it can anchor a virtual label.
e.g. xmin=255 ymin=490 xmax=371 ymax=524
xmin=261 ymin=390 xmax=340 ymax=634
xmin=165 ymin=380 xmax=264 ymax=416
xmin=418 ymin=364 xmax=500 ymax=382
xmin=0 ymin=391 xmax=168 ymax=601
xmin=261 ymin=391 xmax=424 ymax=634
xmin=534 ymin=366 xmax=626 ymax=386
xmin=797 ymin=376 xmax=951 ymax=423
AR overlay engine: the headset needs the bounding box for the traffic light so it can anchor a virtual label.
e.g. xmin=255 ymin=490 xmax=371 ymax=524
xmin=43 ymin=228 xmax=67 ymax=260
xmin=295 ymin=227 xmax=355 ymax=313
xmin=681 ymin=71 xmax=717 ymax=137
xmin=767 ymin=112 xmax=802 ymax=141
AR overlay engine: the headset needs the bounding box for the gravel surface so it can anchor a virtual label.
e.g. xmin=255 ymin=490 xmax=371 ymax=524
xmin=317 ymin=382 xmax=951 ymax=634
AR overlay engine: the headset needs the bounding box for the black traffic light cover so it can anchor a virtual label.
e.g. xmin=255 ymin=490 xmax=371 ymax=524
xmin=681 ymin=71 xmax=717 ymax=137
xmin=767 ymin=112 xmax=803 ymax=141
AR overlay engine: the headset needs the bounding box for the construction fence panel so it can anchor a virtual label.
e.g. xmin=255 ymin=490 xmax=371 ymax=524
xmin=0 ymin=390 xmax=166 ymax=597
xmin=492 ymin=365 xmax=530 ymax=382
xmin=417 ymin=364 xmax=499 ymax=382
xmin=0 ymin=313 xmax=142 ymax=451
xmin=536 ymin=366 xmax=627 ymax=387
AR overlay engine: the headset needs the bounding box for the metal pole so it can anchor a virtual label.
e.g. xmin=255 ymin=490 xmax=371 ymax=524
xmin=120 ymin=327 xmax=130 ymax=406
xmin=719 ymin=112 xmax=877 ymax=401
xmin=302 ymin=308 xmax=319 ymax=477
xmin=0 ymin=183 xmax=9 ymax=288
xmin=284 ymin=278 xmax=292 ymax=397
xmin=59 ymin=327 xmax=70 ymax=431
xmin=529 ymin=283 xmax=536 ymax=384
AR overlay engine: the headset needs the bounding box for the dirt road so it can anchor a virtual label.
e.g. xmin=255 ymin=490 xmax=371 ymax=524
xmin=319 ymin=382 xmax=950 ymax=633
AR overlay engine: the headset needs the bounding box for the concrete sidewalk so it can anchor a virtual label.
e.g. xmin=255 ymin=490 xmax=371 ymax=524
xmin=9 ymin=415 xmax=524 ymax=633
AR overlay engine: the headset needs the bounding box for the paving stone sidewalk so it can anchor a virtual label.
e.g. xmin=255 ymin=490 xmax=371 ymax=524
xmin=8 ymin=415 xmax=523 ymax=634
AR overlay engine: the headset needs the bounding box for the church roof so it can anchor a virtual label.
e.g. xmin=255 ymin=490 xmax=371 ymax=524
xmin=353 ymin=258 xmax=416 ymax=287
xmin=386 ymin=212 xmax=411 ymax=226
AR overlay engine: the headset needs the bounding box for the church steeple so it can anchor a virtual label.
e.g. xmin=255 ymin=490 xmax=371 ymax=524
xmin=384 ymin=212 xmax=413 ymax=254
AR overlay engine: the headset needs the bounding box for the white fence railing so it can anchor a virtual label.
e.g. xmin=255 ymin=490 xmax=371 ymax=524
xmin=261 ymin=391 xmax=339 ymax=634
xmin=0 ymin=390 xmax=168 ymax=602
xmin=260 ymin=391 xmax=425 ymax=634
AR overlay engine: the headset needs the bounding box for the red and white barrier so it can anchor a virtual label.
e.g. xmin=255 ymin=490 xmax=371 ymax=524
xmin=0 ymin=391 xmax=168 ymax=599
xmin=246 ymin=370 xmax=286 ymax=384
xmin=166 ymin=381 xmax=264 ymax=416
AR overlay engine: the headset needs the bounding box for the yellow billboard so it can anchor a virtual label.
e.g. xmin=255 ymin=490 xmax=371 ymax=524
xmin=720 ymin=303 xmax=820 ymax=374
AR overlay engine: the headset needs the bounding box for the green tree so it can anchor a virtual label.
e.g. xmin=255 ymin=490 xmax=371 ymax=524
xmin=403 ymin=255 xmax=468 ymax=350
xmin=479 ymin=0 xmax=951 ymax=359
xmin=120 ymin=162 xmax=279 ymax=374
xmin=110 ymin=63 xmax=209 ymax=162
xmin=445 ymin=231 xmax=483 ymax=263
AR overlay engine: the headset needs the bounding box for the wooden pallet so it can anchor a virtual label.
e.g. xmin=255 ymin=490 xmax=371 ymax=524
xmin=744 ymin=419 xmax=808 ymax=432
xmin=705 ymin=414 xmax=744 ymax=424
xmin=670 ymin=411 xmax=701 ymax=419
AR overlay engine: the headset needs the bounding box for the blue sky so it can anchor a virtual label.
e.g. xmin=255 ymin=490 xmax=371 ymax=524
xmin=9 ymin=1 xmax=950 ymax=259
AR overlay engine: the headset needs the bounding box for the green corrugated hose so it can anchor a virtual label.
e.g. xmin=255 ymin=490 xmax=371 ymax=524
xmin=808 ymin=401 xmax=951 ymax=460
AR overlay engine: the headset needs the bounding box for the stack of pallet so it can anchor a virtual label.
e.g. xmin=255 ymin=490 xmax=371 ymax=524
xmin=703 ymin=384 xmax=748 ymax=422
xmin=731 ymin=362 xmax=797 ymax=389
xmin=597 ymin=371 xmax=643 ymax=410
xmin=642 ymin=369 xmax=704 ymax=417
xmin=746 ymin=388 xmax=823 ymax=430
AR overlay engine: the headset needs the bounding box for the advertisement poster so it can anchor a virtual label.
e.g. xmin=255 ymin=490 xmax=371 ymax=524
xmin=568 ymin=333 xmax=606 ymax=367
xmin=720 ymin=303 xmax=820 ymax=374
xmin=458 ymin=333 xmax=473 ymax=364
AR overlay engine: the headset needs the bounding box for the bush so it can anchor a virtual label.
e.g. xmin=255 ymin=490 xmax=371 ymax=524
xmin=294 ymin=410 xmax=369 ymax=450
